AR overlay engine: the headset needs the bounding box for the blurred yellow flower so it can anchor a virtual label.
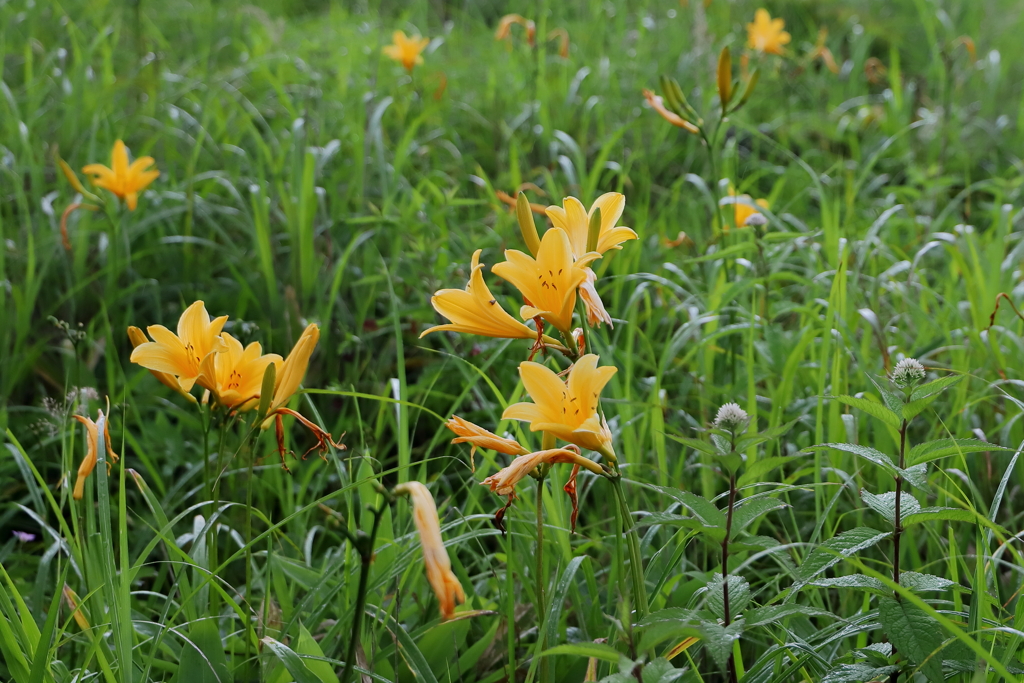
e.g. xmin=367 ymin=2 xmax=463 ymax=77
xmin=71 ymin=410 xmax=119 ymax=500
xmin=503 ymin=354 xmax=617 ymax=458
xmin=746 ymin=9 xmax=790 ymax=56
xmin=82 ymin=140 xmax=159 ymax=210
xmin=642 ymin=89 xmax=699 ymax=134
xmin=721 ymin=187 xmax=769 ymax=228
xmin=383 ymin=30 xmax=430 ymax=72
xmin=545 ymin=193 xmax=638 ymax=258
xmin=481 ymin=448 xmax=602 ymax=496
xmin=197 ymin=333 xmax=281 ymax=411
xmin=129 ymin=301 xmax=227 ymax=393
xmin=421 ymin=250 xmax=540 ymax=340
xmin=492 ymin=227 xmax=600 ymax=335
xmin=394 ymin=482 xmax=465 ymax=620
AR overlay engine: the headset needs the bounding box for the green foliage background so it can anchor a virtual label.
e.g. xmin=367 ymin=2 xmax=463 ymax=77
xmin=4 ymin=0 xmax=1024 ymax=680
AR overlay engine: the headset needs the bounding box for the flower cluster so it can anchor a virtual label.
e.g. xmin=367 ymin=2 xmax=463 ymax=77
xmin=128 ymin=301 xmax=342 ymax=463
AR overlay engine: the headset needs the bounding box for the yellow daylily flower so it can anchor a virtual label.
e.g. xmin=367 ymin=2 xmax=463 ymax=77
xmin=545 ymin=193 xmax=638 ymax=259
xmin=503 ymin=354 xmax=617 ymax=458
xmin=127 ymin=326 xmax=197 ymax=402
xmin=420 ymin=250 xmax=542 ymax=341
xmin=445 ymin=415 xmax=529 ymax=472
xmin=721 ymin=187 xmax=769 ymax=229
xmin=491 ymin=227 xmax=600 ymax=335
xmin=129 ymin=301 xmax=228 ymax=393
xmin=266 ymin=323 xmax=319 ymax=414
xmin=383 ymin=30 xmax=430 ymax=72
xmin=642 ymin=89 xmax=700 ymax=134
xmin=394 ymin=482 xmax=466 ymax=620
xmin=746 ymin=9 xmax=791 ymax=56
xmin=197 ymin=333 xmax=282 ymax=411
xmin=82 ymin=140 xmax=159 ymax=211
xmin=481 ymin=448 xmax=603 ymax=496
xmin=71 ymin=411 xmax=119 ymax=500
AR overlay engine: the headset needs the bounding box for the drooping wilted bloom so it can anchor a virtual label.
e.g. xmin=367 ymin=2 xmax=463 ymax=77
xmin=445 ymin=415 xmax=528 ymax=472
xmin=71 ymin=410 xmax=120 ymax=500
xmin=480 ymin=448 xmax=603 ymax=496
xmin=394 ymin=482 xmax=466 ymax=620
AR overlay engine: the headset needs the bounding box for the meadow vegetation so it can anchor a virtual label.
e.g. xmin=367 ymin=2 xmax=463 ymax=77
xmin=4 ymin=0 xmax=1024 ymax=681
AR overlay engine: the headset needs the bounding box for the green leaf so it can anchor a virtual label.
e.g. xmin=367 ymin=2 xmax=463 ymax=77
xmin=737 ymin=456 xmax=794 ymax=487
xmin=877 ymin=596 xmax=944 ymax=682
xmin=794 ymin=527 xmax=889 ymax=588
xmin=832 ymin=395 xmax=902 ymax=428
xmin=821 ymin=664 xmax=899 ymax=683
xmin=860 ymin=490 xmax=919 ymax=527
xmin=172 ymin=620 xmax=231 ymax=683
xmin=703 ymin=574 xmax=751 ymax=620
xmin=656 ymin=488 xmax=727 ymax=528
xmin=539 ymin=642 xmax=622 ymax=663
xmin=257 ymin=362 xmax=277 ymax=420
xmin=665 ymin=433 xmax=718 ymax=456
xmin=731 ymin=497 xmax=788 ymax=534
xmin=903 ymin=507 xmax=976 ymax=527
xmin=808 ymin=443 xmax=897 ymax=474
xmin=642 ymin=657 xmax=686 ymax=683
xmin=811 ymin=572 xmax=965 ymax=595
xmin=698 ymin=619 xmax=744 ymax=669
xmin=898 ymin=464 xmax=930 ymax=491
xmin=909 ymin=375 xmax=964 ymax=402
xmin=295 ymin=625 xmax=340 ymax=683
xmin=261 ymin=637 xmax=324 ymax=683
xmin=908 ymin=438 xmax=1006 ymax=466
xmin=902 ymin=392 xmax=942 ymax=420
xmin=744 ymin=604 xmax=835 ymax=627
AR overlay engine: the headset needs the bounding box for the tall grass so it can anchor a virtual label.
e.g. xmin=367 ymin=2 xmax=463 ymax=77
xmin=4 ymin=0 xmax=1024 ymax=681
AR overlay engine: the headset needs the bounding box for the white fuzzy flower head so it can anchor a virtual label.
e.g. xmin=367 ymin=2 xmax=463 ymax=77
xmin=890 ymin=358 xmax=926 ymax=389
xmin=714 ymin=402 xmax=749 ymax=432
xmin=745 ymin=213 xmax=768 ymax=228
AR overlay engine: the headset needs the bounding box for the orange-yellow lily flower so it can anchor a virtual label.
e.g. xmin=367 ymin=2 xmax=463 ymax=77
xmin=721 ymin=187 xmax=769 ymax=229
xmin=492 ymin=227 xmax=600 ymax=335
xmin=503 ymin=354 xmax=617 ymax=458
xmin=746 ymin=9 xmax=790 ymax=56
xmin=127 ymin=326 xmax=197 ymax=403
xmin=197 ymin=333 xmax=281 ymax=411
xmin=71 ymin=411 xmax=119 ymax=500
xmin=495 ymin=14 xmax=536 ymax=45
xmin=420 ymin=250 xmax=542 ymax=341
xmin=446 ymin=415 xmax=528 ymax=472
xmin=129 ymin=301 xmax=228 ymax=393
xmin=394 ymin=482 xmax=466 ymax=620
xmin=579 ymin=267 xmax=612 ymax=328
xmin=383 ymin=30 xmax=430 ymax=72
xmin=545 ymin=193 xmax=638 ymax=259
xmin=481 ymin=448 xmax=604 ymax=496
xmin=82 ymin=140 xmax=159 ymax=210
xmin=642 ymin=89 xmax=700 ymax=134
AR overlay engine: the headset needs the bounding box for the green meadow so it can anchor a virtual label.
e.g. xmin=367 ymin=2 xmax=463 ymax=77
xmin=4 ymin=0 xmax=1024 ymax=681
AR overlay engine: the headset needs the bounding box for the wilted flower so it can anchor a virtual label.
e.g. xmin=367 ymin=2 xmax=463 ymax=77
xmin=579 ymin=267 xmax=612 ymax=328
xmin=495 ymin=14 xmax=536 ymax=45
xmin=445 ymin=415 xmax=529 ymax=472
xmin=503 ymin=354 xmax=617 ymax=458
xmin=890 ymin=358 xmax=926 ymax=389
xmin=746 ymin=9 xmax=790 ymax=56
xmin=71 ymin=410 xmax=120 ymax=500
xmin=481 ymin=448 xmax=603 ymax=496
xmin=82 ymin=140 xmax=159 ymax=211
xmin=642 ymin=89 xmax=699 ymax=134
xmin=383 ymin=30 xmax=430 ymax=72
xmin=394 ymin=482 xmax=465 ymax=620
xmin=714 ymin=403 xmax=749 ymax=433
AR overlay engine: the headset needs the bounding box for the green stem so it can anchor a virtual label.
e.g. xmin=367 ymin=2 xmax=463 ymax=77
xmin=243 ymin=433 xmax=257 ymax=678
xmin=341 ymin=504 xmax=386 ymax=683
xmin=536 ymin=472 xmax=548 ymax=683
xmin=611 ymin=476 xmax=648 ymax=620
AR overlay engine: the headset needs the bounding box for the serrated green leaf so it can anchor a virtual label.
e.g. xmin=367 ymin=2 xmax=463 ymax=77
xmin=642 ymin=657 xmax=686 ymax=683
xmin=811 ymin=571 xmax=965 ymax=595
xmin=794 ymin=527 xmax=889 ymax=587
xmin=731 ymin=497 xmax=788 ymax=534
xmin=821 ymin=663 xmax=899 ymax=683
xmin=860 ymin=490 xmax=920 ymax=526
xmin=909 ymin=375 xmax=963 ymax=402
xmin=737 ymin=456 xmax=793 ymax=487
xmin=877 ymin=597 xmax=944 ymax=682
xmin=744 ymin=603 xmax=835 ymax=626
xmin=665 ymin=433 xmax=718 ymax=456
xmin=899 ymin=463 xmax=930 ymax=491
xmin=809 ymin=443 xmax=897 ymax=474
xmin=908 ymin=438 xmax=1005 ymax=466
xmin=655 ymin=488 xmax=727 ymax=528
xmin=902 ymin=392 xmax=942 ymax=420
xmin=903 ymin=507 xmax=975 ymax=527
xmin=703 ymin=573 xmax=750 ymax=620
xmin=698 ymin=620 xmax=743 ymax=669
xmin=833 ymin=395 xmax=902 ymax=428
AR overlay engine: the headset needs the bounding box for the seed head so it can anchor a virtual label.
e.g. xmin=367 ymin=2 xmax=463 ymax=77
xmin=890 ymin=358 xmax=926 ymax=389
xmin=714 ymin=402 xmax=749 ymax=432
